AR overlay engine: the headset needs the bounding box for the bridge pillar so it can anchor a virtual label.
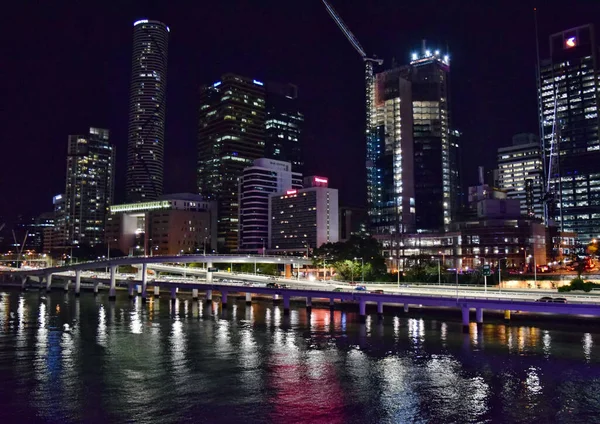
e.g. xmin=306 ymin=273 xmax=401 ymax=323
xmin=306 ymin=297 xmax=312 ymax=311
xmin=476 ymin=308 xmax=483 ymax=325
xmin=359 ymin=299 xmax=366 ymax=323
xmin=245 ymin=292 xmax=252 ymax=304
xmin=93 ymin=282 xmax=99 ymax=295
xmin=377 ymin=301 xmax=384 ymax=320
xmin=128 ymin=283 xmax=135 ymax=299
xmin=461 ymin=306 xmax=470 ymax=333
xmin=273 ymin=294 xmax=280 ymax=304
xmin=170 ymin=287 xmax=177 ymax=301
xmin=205 ymin=289 xmax=212 ymax=303
xmin=192 ymin=289 xmax=199 ymax=301
xmin=108 ymin=265 xmax=117 ymax=300
xmin=283 ymin=295 xmax=290 ymax=315
xmin=45 ymin=274 xmax=52 ymax=292
xmin=75 ymin=270 xmax=81 ymax=296
xmin=221 ymin=290 xmax=228 ymax=308
xmin=403 ymin=304 xmax=409 ymax=313
xmin=329 ymin=298 xmax=335 ymax=309
xmin=153 ymin=285 xmax=160 ymax=298
xmin=206 ymin=262 xmax=213 ymax=284
xmin=64 ymin=280 xmax=70 ymax=292
xmin=20 ymin=276 xmax=27 ymax=291
xmin=504 ymin=310 xmax=511 ymax=322
xmin=141 ymin=263 xmax=148 ymax=302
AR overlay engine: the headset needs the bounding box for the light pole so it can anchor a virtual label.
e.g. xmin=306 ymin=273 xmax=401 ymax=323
xmin=432 ymin=256 xmax=441 ymax=285
xmin=351 ymin=261 xmax=355 ymax=284
xmin=530 ymin=255 xmax=537 ymax=286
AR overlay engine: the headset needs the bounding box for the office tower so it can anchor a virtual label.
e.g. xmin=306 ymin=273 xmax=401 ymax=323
xmin=198 ymin=74 xmax=303 ymax=251
xmin=539 ymin=24 xmax=600 ymax=243
xmin=198 ymin=74 xmax=266 ymax=250
xmin=265 ymin=82 xmax=304 ymax=173
xmin=269 ymin=177 xmax=339 ymax=251
xmin=449 ymin=129 xmax=463 ymax=218
xmin=125 ymin=19 xmax=170 ymax=202
xmin=370 ymin=67 xmax=415 ymax=239
xmin=408 ymin=49 xmax=453 ymax=231
xmin=238 ymin=159 xmax=302 ymax=253
xmin=65 ymin=128 xmax=115 ymax=247
xmin=498 ymin=133 xmax=544 ymax=219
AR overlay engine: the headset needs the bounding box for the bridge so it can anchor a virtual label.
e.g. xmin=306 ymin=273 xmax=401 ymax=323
xmin=2 ymin=254 xmax=600 ymax=330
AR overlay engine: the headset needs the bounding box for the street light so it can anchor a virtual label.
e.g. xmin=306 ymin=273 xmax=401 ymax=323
xmin=431 ymin=256 xmax=441 ymax=285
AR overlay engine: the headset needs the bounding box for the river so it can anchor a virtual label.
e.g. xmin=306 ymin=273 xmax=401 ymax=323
xmin=0 ymin=290 xmax=599 ymax=423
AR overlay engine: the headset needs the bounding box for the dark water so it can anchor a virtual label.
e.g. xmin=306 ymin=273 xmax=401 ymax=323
xmin=1 ymin=291 xmax=600 ymax=424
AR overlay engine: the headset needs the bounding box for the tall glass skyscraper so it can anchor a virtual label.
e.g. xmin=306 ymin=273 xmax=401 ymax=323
xmin=539 ymin=24 xmax=600 ymax=243
xmin=65 ymin=128 xmax=115 ymax=247
xmin=125 ymin=19 xmax=169 ymax=202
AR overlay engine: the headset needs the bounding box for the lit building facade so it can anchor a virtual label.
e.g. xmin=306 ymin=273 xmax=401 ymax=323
xmin=106 ymin=193 xmax=217 ymax=256
xmin=269 ymin=177 xmax=339 ymax=251
xmin=265 ymin=83 xmax=304 ymax=173
xmin=498 ymin=133 xmax=544 ymax=219
xmin=238 ymin=158 xmax=302 ymax=253
xmin=539 ymin=24 xmax=600 ymax=243
xmin=198 ymin=74 xmax=304 ymax=251
xmin=126 ymin=19 xmax=170 ymax=202
xmin=65 ymin=127 xmax=115 ymax=247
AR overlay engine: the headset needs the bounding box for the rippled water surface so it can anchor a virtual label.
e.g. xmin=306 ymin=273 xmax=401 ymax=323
xmin=1 ymin=290 xmax=600 ymax=423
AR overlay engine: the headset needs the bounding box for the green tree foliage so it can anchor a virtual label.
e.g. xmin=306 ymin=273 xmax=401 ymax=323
xmin=312 ymin=235 xmax=387 ymax=281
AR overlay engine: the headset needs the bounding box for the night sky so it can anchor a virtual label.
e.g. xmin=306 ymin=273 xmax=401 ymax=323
xmin=2 ymin=0 xmax=600 ymax=224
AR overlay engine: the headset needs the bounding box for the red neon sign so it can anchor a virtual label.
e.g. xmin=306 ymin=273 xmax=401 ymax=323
xmin=286 ymin=190 xmax=297 ymax=195
xmin=314 ymin=177 xmax=328 ymax=183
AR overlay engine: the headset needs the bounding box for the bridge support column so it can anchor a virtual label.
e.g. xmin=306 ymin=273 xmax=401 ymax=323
xmin=377 ymin=301 xmax=384 ymax=320
xmin=329 ymin=298 xmax=335 ymax=309
xmin=221 ymin=290 xmax=228 ymax=308
xmin=306 ymin=297 xmax=312 ymax=311
xmin=108 ymin=265 xmax=117 ymax=300
xmin=74 ymin=270 xmax=81 ymax=296
xmin=64 ymin=280 xmax=70 ymax=292
xmin=128 ymin=283 xmax=135 ymax=299
xmin=504 ymin=310 xmax=511 ymax=322
xmin=462 ymin=306 xmax=470 ymax=333
xmin=141 ymin=264 xmax=148 ymax=302
xmin=192 ymin=289 xmax=199 ymax=301
xmin=21 ymin=276 xmax=27 ymax=291
xmin=93 ymin=282 xmax=99 ymax=295
xmin=153 ymin=285 xmax=160 ymax=298
xmin=359 ymin=299 xmax=366 ymax=323
xmin=283 ymin=295 xmax=290 ymax=315
xmin=206 ymin=262 xmax=213 ymax=284
xmin=403 ymin=304 xmax=409 ymax=313
xmin=273 ymin=294 xmax=281 ymax=304
xmin=476 ymin=308 xmax=483 ymax=325
xmin=170 ymin=287 xmax=177 ymax=302
xmin=245 ymin=292 xmax=252 ymax=305
xmin=205 ymin=289 xmax=212 ymax=303
xmin=45 ymin=274 xmax=52 ymax=292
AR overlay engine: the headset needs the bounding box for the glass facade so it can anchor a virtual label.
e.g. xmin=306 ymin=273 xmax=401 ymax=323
xmin=539 ymin=24 xmax=600 ymax=243
xmin=65 ymin=128 xmax=115 ymax=247
xmin=126 ymin=20 xmax=169 ymax=202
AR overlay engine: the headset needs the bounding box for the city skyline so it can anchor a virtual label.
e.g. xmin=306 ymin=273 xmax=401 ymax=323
xmin=2 ymin=1 xmax=600 ymax=224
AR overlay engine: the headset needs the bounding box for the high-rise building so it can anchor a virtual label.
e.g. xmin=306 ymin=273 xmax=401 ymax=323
xmin=539 ymin=24 xmax=600 ymax=243
xmin=265 ymin=83 xmax=304 ymax=173
xmin=497 ymin=133 xmax=544 ymax=219
xmin=126 ymin=19 xmax=170 ymax=202
xmin=198 ymin=74 xmax=266 ymax=250
xmin=238 ymin=158 xmax=302 ymax=253
xmin=269 ymin=177 xmax=339 ymax=251
xmin=198 ymin=74 xmax=303 ymax=251
xmin=65 ymin=127 xmax=115 ymax=247
xmin=369 ymin=48 xmax=453 ymax=241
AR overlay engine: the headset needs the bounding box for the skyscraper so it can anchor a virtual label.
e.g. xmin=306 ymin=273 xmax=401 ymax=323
xmin=64 ymin=128 xmax=115 ymax=247
xmin=539 ymin=24 xmax=600 ymax=243
xmin=198 ymin=74 xmax=303 ymax=251
xmin=198 ymin=74 xmax=266 ymax=251
xmin=498 ymin=133 xmax=544 ymax=219
xmin=265 ymin=82 xmax=304 ymax=173
xmin=126 ymin=19 xmax=169 ymax=202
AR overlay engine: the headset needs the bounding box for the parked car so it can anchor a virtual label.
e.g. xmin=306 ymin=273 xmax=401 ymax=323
xmin=354 ymin=285 xmax=367 ymax=291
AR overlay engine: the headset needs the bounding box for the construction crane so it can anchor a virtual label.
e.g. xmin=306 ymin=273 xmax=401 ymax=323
xmin=321 ymin=0 xmax=383 ymax=147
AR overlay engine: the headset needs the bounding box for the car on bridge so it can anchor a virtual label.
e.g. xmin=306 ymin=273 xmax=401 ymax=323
xmin=354 ymin=285 xmax=367 ymax=291
xmin=267 ymin=282 xmax=287 ymax=289
xmin=536 ymin=297 xmax=554 ymax=302
xmin=371 ymin=289 xmax=384 ymax=294
xmin=553 ymin=297 xmax=568 ymax=303
xmin=333 ymin=288 xmax=344 ymax=292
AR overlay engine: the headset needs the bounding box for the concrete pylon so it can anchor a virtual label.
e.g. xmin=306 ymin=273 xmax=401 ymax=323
xmin=206 ymin=262 xmax=213 ymax=284
xmin=245 ymin=292 xmax=252 ymax=304
xmin=476 ymin=308 xmax=483 ymax=325
xmin=283 ymin=295 xmax=290 ymax=315
xmin=74 ymin=270 xmax=81 ymax=296
xmin=205 ymin=289 xmax=213 ymax=303
xmin=154 ymin=285 xmax=160 ymax=298
xmin=359 ymin=299 xmax=366 ymax=323
xmin=141 ymin=263 xmax=148 ymax=302
xmin=462 ymin=306 xmax=470 ymax=333
xmin=221 ymin=290 xmax=228 ymax=308
xmin=108 ymin=265 xmax=117 ymax=300
xmin=45 ymin=274 xmax=52 ymax=292
xmin=377 ymin=301 xmax=383 ymax=320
